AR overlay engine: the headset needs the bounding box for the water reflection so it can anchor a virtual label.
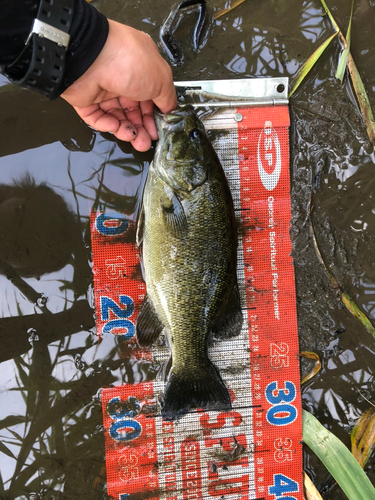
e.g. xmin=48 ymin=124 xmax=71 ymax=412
xmin=0 ymin=88 xmax=96 ymax=158
xmin=303 ymin=340 xmax=375 ymax=428
xmin=213 ymin=0 xmax=328 ymax=79
xmin=225 ymin=54 xmax=247 ymax=73
xmin=300 ymin=0 xmax=327 ymax=43
xmin=359 ymin=277 xmax=375 ymax=318
xmin=0 ymin=85 xmax=153 ymax=496
xmin=0 ymin=176 xmax=86 ymax=281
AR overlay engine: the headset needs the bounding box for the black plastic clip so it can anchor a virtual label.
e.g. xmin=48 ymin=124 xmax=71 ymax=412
xmin=159 ymin=0 xmax=209 ymax=66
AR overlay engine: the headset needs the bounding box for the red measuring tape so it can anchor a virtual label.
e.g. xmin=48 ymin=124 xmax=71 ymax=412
xmin=91 ymin=104 xmax=303 ymax=500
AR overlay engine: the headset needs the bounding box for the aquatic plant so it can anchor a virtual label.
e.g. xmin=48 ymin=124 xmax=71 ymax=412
xmin=303 ymin=410 xmax=375 ymax=500
xmin=289 ymin=0 xmax=375 ymax=149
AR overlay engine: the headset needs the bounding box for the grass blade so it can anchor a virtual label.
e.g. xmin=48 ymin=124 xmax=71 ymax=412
xmin=335 ymin=0 xmax=353 ymax=82
xmin=347 ymin=53 xmax=375 ymax=147
xmin=303 ymin=410 xmax=375 ymax=500
xmin=351 ymin=407 xmax=375 ymax=468
xmin=310 ymin=195 xmax=375 ymax=339
xmin=300 ymin=351 xmax=322 ymax=385
xmin=214 ymin=0 xmax=246 ymax=20
xmin=289 ymin=31 xmax=338 ymax=97
xmin=320 ymin=0 xmax=375 ymax=146
xmin=320 ymin=0 xmax=340 ymax=31
xmin=341 ymin=293 xmax=375 ymax=338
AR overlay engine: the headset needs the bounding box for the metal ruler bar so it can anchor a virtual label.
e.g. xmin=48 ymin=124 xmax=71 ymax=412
xmin=191 ymin=98 xmax=288 ymax=108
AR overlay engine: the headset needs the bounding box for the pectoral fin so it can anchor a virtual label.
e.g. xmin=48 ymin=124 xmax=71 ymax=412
xmin=161 ymin=188 xmax=188 ymax=237
xmin=136 ymin=294 xmax=164 ymax=347
xmin=211 ymin=283 xmax=243 ymax=340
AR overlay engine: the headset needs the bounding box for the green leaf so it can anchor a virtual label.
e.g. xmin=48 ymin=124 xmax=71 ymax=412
xmin=342 ymin=293 xmax=375 ymax=338
xmin=303 ymin=410 xmax=375 ymax=500
xmin=320 ymin=0 xmax=340 ymax=31
xmin=320 ymin=0 xmax=375 ymax=146
xmin=289 ymin=31 xmax=338 ymax=97
xmin=335 ymin=47 xmax=350 ymax=83
xmin=347 ymin=54 xmax=375 ymax=147
xmin=335 ymin=0 xmax=353 ymax=82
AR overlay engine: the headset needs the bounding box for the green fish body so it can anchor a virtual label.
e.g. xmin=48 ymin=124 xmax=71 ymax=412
xmin=136 ymin=106 xmax=242 ymax=420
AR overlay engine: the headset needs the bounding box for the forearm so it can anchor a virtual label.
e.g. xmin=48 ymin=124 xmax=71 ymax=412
xmin=0 ymin=0 xmax=109 ymax=99
xmin=0 ymin=0 xmax=177 ymax=151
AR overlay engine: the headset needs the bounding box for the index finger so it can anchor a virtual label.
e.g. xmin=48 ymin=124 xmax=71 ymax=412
xmin=153 ymin=78 xmax=177 ymax=114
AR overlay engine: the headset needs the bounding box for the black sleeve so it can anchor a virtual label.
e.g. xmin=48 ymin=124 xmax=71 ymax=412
xmin=0 ymin=0 xmax=109 ymax=99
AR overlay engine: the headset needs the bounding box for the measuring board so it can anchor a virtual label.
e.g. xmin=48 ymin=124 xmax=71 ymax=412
xmin=90 ymin=78 xmax=303 ymax=500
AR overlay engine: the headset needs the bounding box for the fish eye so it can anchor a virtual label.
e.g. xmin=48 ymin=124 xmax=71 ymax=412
xmin=189 ymin=128 xmax=202 ymax=141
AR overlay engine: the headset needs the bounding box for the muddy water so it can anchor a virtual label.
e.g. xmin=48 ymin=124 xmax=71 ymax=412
xmin=0 ymin=0 xmax=374 ymax=498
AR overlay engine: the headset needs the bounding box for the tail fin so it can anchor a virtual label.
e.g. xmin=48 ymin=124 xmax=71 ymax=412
xmin=161 ymin=362 xmax=231 ymax=421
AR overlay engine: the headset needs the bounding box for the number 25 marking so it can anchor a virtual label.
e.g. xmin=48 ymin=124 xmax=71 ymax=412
xmin=270 ymin=343 xmax=289 ymax=368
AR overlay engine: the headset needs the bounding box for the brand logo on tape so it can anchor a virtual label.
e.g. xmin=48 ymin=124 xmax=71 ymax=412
xmin=257 ymin=120 xmax=282 ymax=191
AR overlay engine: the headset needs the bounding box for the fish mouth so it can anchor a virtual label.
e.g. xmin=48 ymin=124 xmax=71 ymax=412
xmin=154 ymin=105 xmax=194 ymax=132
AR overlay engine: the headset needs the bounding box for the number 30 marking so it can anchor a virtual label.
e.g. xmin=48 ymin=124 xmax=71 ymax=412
xmin=265 ymin=381 xmax=297 ymax=426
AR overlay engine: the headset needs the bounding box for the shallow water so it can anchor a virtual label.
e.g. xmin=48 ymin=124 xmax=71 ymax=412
xmin=0 ymin=0 xmax=374 ymax=498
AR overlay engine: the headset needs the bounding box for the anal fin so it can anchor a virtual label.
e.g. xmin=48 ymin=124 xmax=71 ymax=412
xmin=136 ymin=294 xmax=164 ymax=347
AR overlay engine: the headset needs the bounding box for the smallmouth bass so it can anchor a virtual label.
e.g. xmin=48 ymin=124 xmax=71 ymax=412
xmin=136 ymin=106 xmax=242 ymax=420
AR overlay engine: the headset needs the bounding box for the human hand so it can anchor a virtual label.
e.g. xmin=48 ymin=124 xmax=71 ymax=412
xmin=61 ymin=20 xmax=177 ymax=151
